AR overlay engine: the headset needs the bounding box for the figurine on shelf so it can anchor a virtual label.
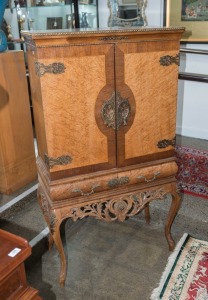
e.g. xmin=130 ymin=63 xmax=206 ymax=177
xmin=80 ymin=12 xmax=89 ymax=28
xmin=29 ymin=18 xmax=35 ymax=30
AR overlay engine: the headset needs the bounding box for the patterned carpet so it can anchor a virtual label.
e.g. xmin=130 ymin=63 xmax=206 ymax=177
xmin=151 ymin=233 xmax=208 ymax=299
xmin=175 ymin=146 xmax=208 ymax=200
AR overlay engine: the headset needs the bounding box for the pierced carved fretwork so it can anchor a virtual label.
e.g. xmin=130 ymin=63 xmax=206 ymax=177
xmin=65 ymin=189 xmax=167 ymax=223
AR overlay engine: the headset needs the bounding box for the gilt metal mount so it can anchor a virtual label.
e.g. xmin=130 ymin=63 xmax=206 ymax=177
xmin=35 ymin=62 xmax=66 ymax=77
xmin=157 ymin=137 xmax=176 ymax=149
xmin=108 ymin=176 xmax=130 ymax=188
xmin=159 ymin=54 xmax=180 ymax=66
xmin=99 ymin=36 xmax=129 ymax=41
xmin=44 ymin=153 xmax=72 ymax=169
xmin=101 ymin=91 xmax=131 ymax=130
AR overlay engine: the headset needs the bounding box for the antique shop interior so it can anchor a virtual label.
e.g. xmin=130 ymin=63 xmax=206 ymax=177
xmin=1 ymin=0 xmax=208 ymax=299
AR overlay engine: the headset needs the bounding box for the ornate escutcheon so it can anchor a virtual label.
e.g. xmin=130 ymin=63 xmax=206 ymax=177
xmin=157 ymin=137 xmax=176 ymax=149
xmin=101 ymin=91 xmax=116 ymax=129
xmin=108 ymin=176 xmax=130 ymax=188
xmin=44 ymin=153 xmax=72 ymax=169
xmin=101 ymin=91 xmax=131 ymax=130
xmin=159 ymin=54 xmax=180 ymax=66
xmin=35 ymin=62 xmax=66 ymax=77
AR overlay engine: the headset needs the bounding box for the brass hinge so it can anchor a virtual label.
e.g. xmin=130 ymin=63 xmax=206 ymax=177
xmin=159 ymin=54 xmax=180 ymax=66
xmin=35 ymin=62 xmax=66 ymax=77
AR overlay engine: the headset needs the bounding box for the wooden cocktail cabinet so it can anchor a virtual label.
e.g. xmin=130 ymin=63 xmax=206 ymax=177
xmin=22 ymin=27 xmax=184 ymax=286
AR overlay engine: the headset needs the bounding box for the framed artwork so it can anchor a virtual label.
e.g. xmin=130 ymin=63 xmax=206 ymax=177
xmin=108 ymin=0 xmax=147 ymax=27
xmin=164 ymin=0 xmax=208 ymax=42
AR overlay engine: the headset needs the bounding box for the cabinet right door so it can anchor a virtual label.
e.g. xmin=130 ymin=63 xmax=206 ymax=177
xmin=115 ymin=40 xmax=180 ymax=167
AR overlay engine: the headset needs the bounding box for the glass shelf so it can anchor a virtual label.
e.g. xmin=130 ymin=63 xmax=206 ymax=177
xmin=16 ymin=0 xmax=98 ymax=30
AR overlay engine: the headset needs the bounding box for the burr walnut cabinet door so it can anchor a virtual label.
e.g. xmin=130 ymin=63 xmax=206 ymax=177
xmin=115 ymin=41 xmax=180 ymax=167
xmin=37 ymin=44 xmax=116 ymax=179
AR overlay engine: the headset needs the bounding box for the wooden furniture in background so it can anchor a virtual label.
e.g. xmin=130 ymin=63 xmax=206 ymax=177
xmin=23 ymin=27 xmax=184 ymax=286
xmin=0 ymin=51 xmax=37 ymax=194
xmin=0 ymin=229 xmax=42 ymax=299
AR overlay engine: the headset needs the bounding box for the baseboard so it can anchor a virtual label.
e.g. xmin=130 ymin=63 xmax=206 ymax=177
xmin=176 ymin=125 xmax=208 ymax=140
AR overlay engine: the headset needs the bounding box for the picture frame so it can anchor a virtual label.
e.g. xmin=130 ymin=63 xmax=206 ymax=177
xmin=164 ymin=0 xmax=208 ymax=42
xmin=108 ymin=0 xmax=147 ymax=27
xmin=47 ymin=17 xmax=63 ymax=30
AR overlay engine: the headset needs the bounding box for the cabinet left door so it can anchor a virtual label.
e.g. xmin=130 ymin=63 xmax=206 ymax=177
xmin=31 ymin=43 xmax=116 ymax=180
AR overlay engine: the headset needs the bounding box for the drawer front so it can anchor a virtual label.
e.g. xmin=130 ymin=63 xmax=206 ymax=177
xmin=48 ymin=161 xmax=178 ymax=201
xmin=0 ymin=267 xmax=26 ymax=299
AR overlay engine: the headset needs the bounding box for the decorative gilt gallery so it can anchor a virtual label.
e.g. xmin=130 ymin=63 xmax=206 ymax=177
xmin=0 ymin=0 xmax=208 ymax=299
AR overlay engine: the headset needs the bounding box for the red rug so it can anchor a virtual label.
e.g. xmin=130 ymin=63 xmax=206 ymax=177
xmin=175 ymin=146 xmax=208 ymax=200
xmin=151 ymin=233 xmax=208 ymax=300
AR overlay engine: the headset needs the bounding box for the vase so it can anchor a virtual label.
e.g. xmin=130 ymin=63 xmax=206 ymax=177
xmin=0 ymin=0 xmax=8 ymax=52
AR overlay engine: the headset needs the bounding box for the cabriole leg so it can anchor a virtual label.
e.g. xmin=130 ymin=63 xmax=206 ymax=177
xmin=165 ymin=185 xmax=181 ymax=251
xmin=37 ymin=187 xmax=67 ymax=287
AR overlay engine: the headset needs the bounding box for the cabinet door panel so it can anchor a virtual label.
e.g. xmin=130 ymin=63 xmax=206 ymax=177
xmin=115 ymin=41 xmax=179 ymax=167
xmin=38 ymin=44 xmax=116 ymax=179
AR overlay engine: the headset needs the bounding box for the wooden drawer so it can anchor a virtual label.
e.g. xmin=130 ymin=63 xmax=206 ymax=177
xmin=39 ymin=160 xmax=178 ymax=201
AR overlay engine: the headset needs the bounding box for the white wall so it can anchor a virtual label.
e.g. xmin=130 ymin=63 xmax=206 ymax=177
xmin=177 ymin=44 xmax=208 ymax=140
xmin=145 ymin=0 xmax=164 ymax=26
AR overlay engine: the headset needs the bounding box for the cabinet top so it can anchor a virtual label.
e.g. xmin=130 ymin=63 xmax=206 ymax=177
xmin=22 ymin=27 xmax=185 ymax=48
xmin=22 ymin=26 xmax=185 ymax=40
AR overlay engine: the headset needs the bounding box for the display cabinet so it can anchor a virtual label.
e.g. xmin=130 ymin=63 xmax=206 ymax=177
xmin=15 ymin=0 xmax=99 ymax=32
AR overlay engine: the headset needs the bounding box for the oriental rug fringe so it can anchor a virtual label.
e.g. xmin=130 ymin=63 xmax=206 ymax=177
xmin=175 ymin=146 xmax=208 ymax=200
xmin=151 ymin=233 xmax=208 ymax=300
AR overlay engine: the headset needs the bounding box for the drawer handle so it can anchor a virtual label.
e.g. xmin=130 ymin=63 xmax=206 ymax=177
xmin=137 ymin=172 xmax=160 ymax=183
xmin=108 ymin=176 xmax=130 ymax=188
xmin=72 ymin=184 xmax=100 ymax=196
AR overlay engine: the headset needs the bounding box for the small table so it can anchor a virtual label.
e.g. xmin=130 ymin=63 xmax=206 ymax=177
xmin=0 ymin=229 xmax=42 ymax=300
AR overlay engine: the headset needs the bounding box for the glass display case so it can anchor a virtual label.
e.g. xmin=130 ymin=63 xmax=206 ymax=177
xmin=15 ymin=0 xmax=99 ymax=31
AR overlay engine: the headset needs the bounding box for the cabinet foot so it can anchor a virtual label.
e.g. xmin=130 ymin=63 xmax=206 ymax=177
xmin=38 ymin=187 xmax=67 ymax=286
xmin=165 ymin=185 xmax=181 ymax=251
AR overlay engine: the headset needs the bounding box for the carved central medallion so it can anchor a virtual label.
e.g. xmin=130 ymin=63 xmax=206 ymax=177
xmin=101 ymin=91 xmax=131 ymax=130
